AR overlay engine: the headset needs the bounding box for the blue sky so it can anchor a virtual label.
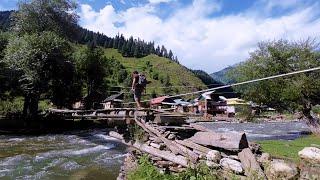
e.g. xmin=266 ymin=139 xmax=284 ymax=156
xmin=1 ymin=0 xmax=320 ymax=73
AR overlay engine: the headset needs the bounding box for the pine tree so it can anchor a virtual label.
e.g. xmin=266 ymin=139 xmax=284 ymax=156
xmin=168 ymin=50 xmax=173 ymax=60
xmin=155 ymin=45 xmax=161 ymax=56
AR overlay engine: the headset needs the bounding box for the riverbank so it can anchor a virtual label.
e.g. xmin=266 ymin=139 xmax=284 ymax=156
xmin=258 ymin=135 xmax=320 ymax=162
xmin=120 ymin=135 xmax=320 ymax=180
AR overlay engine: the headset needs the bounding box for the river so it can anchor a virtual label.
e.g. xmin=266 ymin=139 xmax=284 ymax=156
xmin=0 ymin=121 xmax=312 ymax=179
xmin=0 ymin=129 xmax=127 ymax=180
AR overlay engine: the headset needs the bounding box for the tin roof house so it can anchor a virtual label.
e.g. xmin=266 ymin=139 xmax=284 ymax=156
xmin=101 ymin=93 xmax=124 ymax=109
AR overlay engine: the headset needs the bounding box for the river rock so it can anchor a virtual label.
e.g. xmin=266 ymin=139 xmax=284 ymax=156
xmin=249 ymin=142 xmax=261 ymax=154
xmin=298 ymin=147 xmax=320 ymax=164
xmin=206 ymin=160 xmax=220 ymax=168
xmin=220 ymin=158 xmax=243 ymax=174
xmin=299 ymin=162 xmax=320 ymax=180
xmin=258 ymin=153 xmax=271 ymax=164
xmin=206 ymin=150 xmax=221 ymax=163
xmin=167 ymin=134 xmax=176 ymax=140
xmin=265 ymin=159 xmax=298 ymax=179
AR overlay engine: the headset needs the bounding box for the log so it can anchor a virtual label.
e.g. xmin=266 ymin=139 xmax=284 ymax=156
xmin=109 ymin=131 xmax=190 ymax=167
xmin=155 ymin=160 xmax=173 ymax=168
xmin=150 ymin=143 xmax=162 ymax=150
xmin=238 ymin=148 xmax=266 ymax=179
xmin=175 ymin=139 xmax=212 ymax=154
xmin=134 ymin=142 xmax=189 ymax=167
xmin=188 ymin=131 xmax=249 ymax=150
xmin=175 ymin=143 xmax=198 ymax=163
xmin=134 ymin=118 xmax=181 ymax=155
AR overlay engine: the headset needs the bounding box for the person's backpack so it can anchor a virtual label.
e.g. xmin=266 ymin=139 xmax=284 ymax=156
xmin=138 ymin=74 xmax=147 ymax=89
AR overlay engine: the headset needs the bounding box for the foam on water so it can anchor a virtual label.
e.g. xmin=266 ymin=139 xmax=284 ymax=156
xmin=94 ymin=134 xmax=118 ymax=141
xmin=0 ymin=129 xmax=126 ymax=180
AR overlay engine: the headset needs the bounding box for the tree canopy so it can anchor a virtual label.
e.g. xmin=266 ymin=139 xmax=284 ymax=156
xmin=12 ymin=0 xmax=78 ymax=39
xmin=230 ymin=39 xmax=320 ymax=132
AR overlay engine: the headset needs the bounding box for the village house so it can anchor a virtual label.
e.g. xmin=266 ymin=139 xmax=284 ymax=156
xmin=101 ymin=93 xmax=124 ymax=109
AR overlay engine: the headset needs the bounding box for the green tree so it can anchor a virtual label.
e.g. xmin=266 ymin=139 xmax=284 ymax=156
xmin=4 ymin=31 xmax=75 ymax=118
xmin=230 ymin=39 xmax=320 ymax=134
xmin=73 ymin=46 xmax=108 ymax=108
xmin=0 ymin=32 xmax=9 ymax=99
xmin=12 ymin=0 xmax=78 ymax=39
xmin=163 ymin=74 xmax=172 ymax=95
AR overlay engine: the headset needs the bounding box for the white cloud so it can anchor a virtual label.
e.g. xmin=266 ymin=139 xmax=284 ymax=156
xmin=148 ymin=0 xmax=174 ymax=4
xmin=79 ymin=0 xmax=320 ymax=73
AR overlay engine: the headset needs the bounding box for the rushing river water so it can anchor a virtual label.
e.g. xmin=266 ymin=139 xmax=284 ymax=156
xmin=199 ymin=121 xmax=311 ymax=141
xmin=0 ymin=129 xmax=127 ymax=180
xmin=0 ymin=121 xmax=312 ymax=179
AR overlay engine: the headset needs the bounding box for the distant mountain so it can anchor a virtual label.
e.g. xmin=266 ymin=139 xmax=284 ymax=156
xmin=210 ymin=66 xmax=237 ymax=84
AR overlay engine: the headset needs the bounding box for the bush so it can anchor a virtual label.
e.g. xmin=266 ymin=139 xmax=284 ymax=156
xmin=0 ymin=97 xmax=24 ymax=115
xmin=128 ymin=124 xmax=146 ymax=142
xmin=236 ymin=105 xmax=256 ymax=122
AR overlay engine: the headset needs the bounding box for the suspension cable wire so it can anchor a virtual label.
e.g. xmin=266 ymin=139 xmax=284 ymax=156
xmin=110 ymin=84 xmax=223 ymax=89
xmin=122 ymin=67 xmax=320 ymax=105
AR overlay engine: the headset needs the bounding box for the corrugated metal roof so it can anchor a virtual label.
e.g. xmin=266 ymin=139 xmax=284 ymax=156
xmin=150 ymin=96 xmax=175 ymax=105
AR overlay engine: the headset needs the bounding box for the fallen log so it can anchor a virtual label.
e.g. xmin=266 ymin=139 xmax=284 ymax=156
xmin=175 ymin=143 xmax=198 ymax=163
xmin=188 ymin=131 xmax=249 ymax=150
xmin=109 ymin=131 xmax=190 ymax=167
xmin=150 ymin=142 xmax=165 ymax=150
xmin=134 ymin=118 xmax=181 ymax=155
xmin=175 ymin=139 xmax=212 ymax=154
xmin=238 ymin=148 xmax=266 ymax=179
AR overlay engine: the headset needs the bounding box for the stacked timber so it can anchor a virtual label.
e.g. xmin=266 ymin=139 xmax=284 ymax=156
xmin=111 ymin=116 xmax=268 ymax=179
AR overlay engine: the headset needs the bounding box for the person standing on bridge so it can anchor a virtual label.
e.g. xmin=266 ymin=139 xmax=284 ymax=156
xmin=131 ymin=71 xmax=147 ymax=108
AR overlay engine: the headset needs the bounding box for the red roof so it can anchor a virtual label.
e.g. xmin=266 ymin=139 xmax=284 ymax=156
xmin=150 ymin=96 xmax=175 ymax=105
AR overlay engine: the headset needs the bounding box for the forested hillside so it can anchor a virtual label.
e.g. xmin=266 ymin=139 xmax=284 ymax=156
xmin=210 ymin=66 xmax=237 ymax=84
xmin=0 ymin=2 xmax=208 ymax=117
xmin=0 ymin=11 xmax=12 ymax=31
xmin=0 ymin=11 xmax=179 ymax=62
xmin=104 ymin=49 xmax=206 ymax=97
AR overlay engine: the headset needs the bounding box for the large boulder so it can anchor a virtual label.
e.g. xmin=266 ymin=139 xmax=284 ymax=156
xmin=220 ymin=158 xmax=243 ymax=174
xmin=206 ymin=150 xmax=221 ymax=163
xmin=298 ymin=147 xmax=320 ymax=164
xmin=258 ymin=153 xmax=271 ymax=165
xmin=265 ymin=160 xmax=298 ymax=180
xmin=299 ymin=163 xmax=320 ymax=180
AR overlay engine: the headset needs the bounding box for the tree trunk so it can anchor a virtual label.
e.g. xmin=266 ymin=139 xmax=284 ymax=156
xmin=303 ymin=103 xmax=320 ymax=135
xmin=23 ymin=93 xmax=39 ymax=120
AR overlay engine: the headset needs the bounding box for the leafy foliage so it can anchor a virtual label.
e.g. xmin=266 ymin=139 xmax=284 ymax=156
xmin=230 ymin=39 xmax=320 ymax=114
xmin=12 ymin=0 xmax=78 ymax=39
xmin=4 ymin=31 xmax=78 ymax=115
xmin=0 ymin=11 xmax=12 ymax=31
xmin=128 ymin=154 xmax=220 ymax=180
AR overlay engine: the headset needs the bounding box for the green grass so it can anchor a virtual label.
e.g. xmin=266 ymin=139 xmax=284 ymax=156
xmin=104 ymin=48 xmax=206 ymax=96
xmin=258 ymin=135 xmax=320 ymax=162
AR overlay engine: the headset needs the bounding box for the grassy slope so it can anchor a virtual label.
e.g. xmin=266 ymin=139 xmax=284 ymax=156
xmin=104 ymin=48 xmax=207 ymax=97
xmin=258 ymin=135 xmax=320 ymax=162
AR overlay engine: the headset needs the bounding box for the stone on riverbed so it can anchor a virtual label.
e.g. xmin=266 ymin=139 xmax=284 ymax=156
xmin=206 ymin=160 xmax=220 ymax=168
xmin=258 ymin=152 xmax=271 ymax=165
xmin=298 ymin=147 xmax=320 ymax=164
xmin=206 ymin=150 xmax=221 ymax=163
xmin=265 ymin=159 xmax=298 ymax=179
xmin=220 ymin=158 xmax=243 ymax=174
